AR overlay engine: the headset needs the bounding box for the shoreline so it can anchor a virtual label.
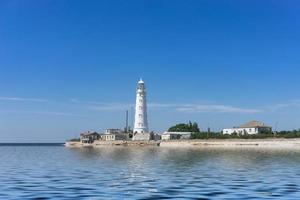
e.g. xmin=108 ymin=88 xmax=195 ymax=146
xmin=65 ymin=138 xmax=300 ymax=149
xmin=160 ymin=138 xmax=300 ymax=149
xmin=65 ymin=140 xmax=160 ymax=148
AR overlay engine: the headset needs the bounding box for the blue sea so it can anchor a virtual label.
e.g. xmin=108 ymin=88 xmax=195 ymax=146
xmin=0 ymin=144 xmax=300 ymax=199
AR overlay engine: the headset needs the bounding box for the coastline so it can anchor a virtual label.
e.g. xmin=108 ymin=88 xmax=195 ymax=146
xmin=65 ymin=140 xmax=160 ymax=148
xmin=65 ymin=138 xmax=300 ymax=149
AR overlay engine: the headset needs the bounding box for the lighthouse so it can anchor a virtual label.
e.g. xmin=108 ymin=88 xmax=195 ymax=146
xmin=133 ymin=79 xmax=149 ymax=134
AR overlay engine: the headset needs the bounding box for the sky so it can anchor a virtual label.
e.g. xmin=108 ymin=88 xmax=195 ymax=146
xmin=0 ymin=0 xmax=300 ymax=142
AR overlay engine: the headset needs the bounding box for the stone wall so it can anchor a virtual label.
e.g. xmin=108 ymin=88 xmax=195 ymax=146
xmin=133 ymin=133 xmax=151 ymax=141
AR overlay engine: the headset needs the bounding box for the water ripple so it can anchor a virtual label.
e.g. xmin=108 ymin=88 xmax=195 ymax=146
xmin=1 ymin=146 xmax=300 ymax=199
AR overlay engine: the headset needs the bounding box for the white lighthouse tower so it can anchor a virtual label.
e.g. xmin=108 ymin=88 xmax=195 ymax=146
xmin=134 ymin=79 xmax=149 ymax=134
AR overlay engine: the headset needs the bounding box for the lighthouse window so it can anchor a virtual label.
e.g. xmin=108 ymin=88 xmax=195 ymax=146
xmin=139 ymin=99 xmax=143 ymax=103
xmin=139 ymin=114 xmax=143 ymax=118
xmin=139 ymin=106 xmax=142 ymax=110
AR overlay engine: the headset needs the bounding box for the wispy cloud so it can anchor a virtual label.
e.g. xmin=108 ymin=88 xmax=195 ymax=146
xmin=69 ymin=98 xmax=81 ymax=103
xmin=90 ymin=103 xmax=133 ymax=111
xmin=155 ymin=100 xmax=300 ymax=114
xmin=88 ymin=102 xmax=262 ymax=114
xmin=149 ymin=103 xmax=261 ymax=114
xmin=176 ymin=104 xmax=262 ymax=114
xmin=0 ymin=110 xmax=84 ymax=117
xmin=31 ymin=111 xmax=84 ymax=117
xmin=148 ymin=103 xmax=180 ymax=108
xmin=3 ymin=96 xmax=299 ymax=115
xmin=90 ymin=102 xmax=181 ymax=111
xmin=0 ymin=97 xmax=47 ymax=102
xmin=266 ymin=100 xmax=300 ymax=111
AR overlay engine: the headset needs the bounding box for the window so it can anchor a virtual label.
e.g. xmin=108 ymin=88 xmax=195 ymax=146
xmin=139 ymin=114 xmax=143 ymax=118
xmin=139 ymin=106 xmax=143 ymax=110
xmin=138 ymin=85 xmax=144 ymax=90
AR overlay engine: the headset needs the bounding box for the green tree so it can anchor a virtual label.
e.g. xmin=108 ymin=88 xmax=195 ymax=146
xmin=168 ymin=122 xmax=200 ymax=132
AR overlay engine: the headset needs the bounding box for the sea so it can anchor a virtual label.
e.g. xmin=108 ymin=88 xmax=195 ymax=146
xmin=0 ymin=144 xmax=300 ymax=199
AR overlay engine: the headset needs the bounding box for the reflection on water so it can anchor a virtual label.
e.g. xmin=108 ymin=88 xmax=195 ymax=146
xmin=0 ymin=146 xmax=300 ymax=199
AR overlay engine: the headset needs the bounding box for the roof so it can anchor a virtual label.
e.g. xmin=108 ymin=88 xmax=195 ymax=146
xmin=138 ymin=78 xmax=144 ymax=84
xmin=106 ymin=129 xmax=122 ymax=132
xmin=80 ymin=132 xmax=99 ymax=136
xmin=238 ymin=121 xmax=271 ymax=128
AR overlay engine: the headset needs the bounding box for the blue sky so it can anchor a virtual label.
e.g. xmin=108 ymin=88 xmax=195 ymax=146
xmin=0 ymin=0 xmax=300 ymax=142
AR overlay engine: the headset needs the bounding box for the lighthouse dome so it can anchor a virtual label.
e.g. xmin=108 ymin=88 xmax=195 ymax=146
xmin=138 ymin=79 xmax=144 ymax=84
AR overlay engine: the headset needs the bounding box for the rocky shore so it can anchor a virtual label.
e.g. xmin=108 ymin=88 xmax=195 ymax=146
xmin=65 ymin=138 xmax=300 ymax=149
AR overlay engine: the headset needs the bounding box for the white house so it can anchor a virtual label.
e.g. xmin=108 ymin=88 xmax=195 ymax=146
xmin=105 ymin=129 xmax=123 ymax=135
xmin=102 ymin=134 xmax=128 ymax=141
xmin=102 ymin=129 xmax=128 ymax=141
xmin=223 ymin=121 xmax=272 ymax=135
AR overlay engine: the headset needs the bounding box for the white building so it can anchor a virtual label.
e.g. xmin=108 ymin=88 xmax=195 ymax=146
xmin=102 ymin=129 xmax=128 ymax=141
xmin=223 ymin=121 xmax=272 ymax=135
xmin=161 ymin=132 xmax=192 ymax=140
xmin=105 ymin=129 xmax=123 ymax=135
xmin=102 ymin=134 xmax=128 ymax=141
xmin=133 ymin=79 xmax=149 ymax=133
xmin=133 ymin=79 xmax=150 ymax=141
